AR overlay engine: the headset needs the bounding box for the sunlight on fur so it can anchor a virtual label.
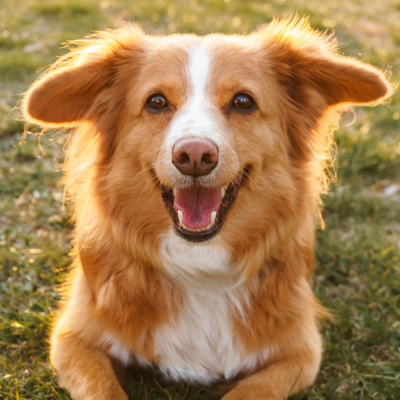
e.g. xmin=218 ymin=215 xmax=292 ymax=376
xmin=23 ymin=18 xmax=391 ymax=400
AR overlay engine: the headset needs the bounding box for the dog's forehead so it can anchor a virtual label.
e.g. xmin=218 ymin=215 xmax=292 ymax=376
xmin=138 ymin=34 xmax=268 ymax=102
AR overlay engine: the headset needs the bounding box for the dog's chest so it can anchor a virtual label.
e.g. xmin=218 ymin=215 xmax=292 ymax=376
xmin=104 ymin=235 xmax=271 ymax=384
xmin=145 ymin=233 xmax=271 ymax=383
xmin=151 ymin=286 xmax=268 ymax=384
xmin=103 ymin=286 xmax=269 ymax=384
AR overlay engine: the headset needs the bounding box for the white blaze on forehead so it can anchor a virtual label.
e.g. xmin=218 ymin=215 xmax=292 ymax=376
xmin=189 ymin=45 xmax=210 ymax=106
xmin=165 ymin=44 xmax=224 ymax=147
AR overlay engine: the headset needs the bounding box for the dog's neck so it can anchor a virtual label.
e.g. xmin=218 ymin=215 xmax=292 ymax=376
xmin=159 ymin=228 xmax=246 ymax=293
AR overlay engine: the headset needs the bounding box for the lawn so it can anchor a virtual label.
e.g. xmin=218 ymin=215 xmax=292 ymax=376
xmin=0 ymin=0 xmax=399 ymax=399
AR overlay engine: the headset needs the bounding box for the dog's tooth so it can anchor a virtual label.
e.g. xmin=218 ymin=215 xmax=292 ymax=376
xmin=211 ymin=211 xmax=217 ymax=225
xmin=177 ymin=210 xmax=183 ymax=224
xmin=173 ymin=188 xmax=177 ymax=197
xmin=221 ymin=187 xmax=225 ymax=198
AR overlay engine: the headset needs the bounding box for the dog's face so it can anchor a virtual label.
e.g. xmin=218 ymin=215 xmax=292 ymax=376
xmin=118 ymin=35 xmax=292 ymax=246
xmin=24 ymin=21 xmax=390 ymax=274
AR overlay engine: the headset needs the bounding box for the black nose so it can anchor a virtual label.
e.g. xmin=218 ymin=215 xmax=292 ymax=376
xmin=172 ymin=138 xmax=219 ymax=177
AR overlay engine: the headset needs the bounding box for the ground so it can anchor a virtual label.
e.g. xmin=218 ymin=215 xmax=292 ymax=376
xmin=0 ymin=0 xmax=399 ymax=399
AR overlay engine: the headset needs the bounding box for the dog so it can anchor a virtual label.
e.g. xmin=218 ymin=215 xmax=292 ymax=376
xmin=23 ymin=18 xmax=390 ymax=400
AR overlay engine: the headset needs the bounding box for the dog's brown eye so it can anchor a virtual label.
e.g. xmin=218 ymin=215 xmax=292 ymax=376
xmin=146 ymin=94 xmax=168 ymax=111
xmin=232 ymin=93 xmax=256 ymax=111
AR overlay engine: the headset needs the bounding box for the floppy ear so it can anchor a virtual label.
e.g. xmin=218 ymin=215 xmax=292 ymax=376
xmin=260 ymin=19 xmax=391 ymax=160
xmin=281 ymin=51 xmax=390 ymax=107
xmin=23 ymin=25 xmax=143 ymax=127
xmin=24 ymin=56 xmax=113 ymax=126
xmin=263 ymin=19 xmax=391 ymax=108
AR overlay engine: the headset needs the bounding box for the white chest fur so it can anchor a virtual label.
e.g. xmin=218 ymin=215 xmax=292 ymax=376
xmin=152 ymin=231 xmax=270 ymax=384
xmin=152 ymin=281 xmax=270 ymax=384
xmin=100 ymin=231 xmax=271 ymax=384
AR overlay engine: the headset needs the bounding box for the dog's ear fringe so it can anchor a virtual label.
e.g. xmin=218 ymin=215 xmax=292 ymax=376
xmin=28 ymin=22 xmax=144 ymax=85
xmin=22 ymin=23 xmax=144 ymax=127
xmin=253 ymin=17 xmax=392 ymax=106
xmin=254 ymin=17 xmax=336 ymax=48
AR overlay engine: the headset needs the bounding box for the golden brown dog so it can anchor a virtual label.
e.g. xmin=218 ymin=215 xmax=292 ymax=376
xmin=23 ymin=19 xmax=391 ymax=400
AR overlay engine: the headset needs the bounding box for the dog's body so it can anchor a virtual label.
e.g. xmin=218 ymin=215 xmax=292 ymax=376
xmin=23 ymin=20 xmax=390 ymax=400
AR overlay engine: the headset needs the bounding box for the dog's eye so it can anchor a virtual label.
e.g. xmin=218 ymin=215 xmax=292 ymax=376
xmin=146 ymin=94 xmax=168 ymax=111
xmin=232 ymin=93 xmax=256 ymax=111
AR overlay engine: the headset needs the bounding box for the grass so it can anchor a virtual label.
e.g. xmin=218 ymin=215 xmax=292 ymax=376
xmin=0 ymin=0 xmax=399 ymax=399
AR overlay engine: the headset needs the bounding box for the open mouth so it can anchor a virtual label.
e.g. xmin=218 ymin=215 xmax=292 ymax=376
xmin=161 ymin=173 xmax=243 ymax=242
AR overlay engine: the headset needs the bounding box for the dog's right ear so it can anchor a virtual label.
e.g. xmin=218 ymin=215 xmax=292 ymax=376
xmin=24 ymin=54 xmax=113 ymax=126
xmin=23 ymin=26 xmax=143 ymax=127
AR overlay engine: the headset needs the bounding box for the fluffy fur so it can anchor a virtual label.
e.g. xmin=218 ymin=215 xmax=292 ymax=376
xmin=23 ymin=19 xmax=391 ymax=400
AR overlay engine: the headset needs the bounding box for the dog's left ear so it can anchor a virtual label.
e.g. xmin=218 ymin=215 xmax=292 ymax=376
xmin=259 ymin=19 xmax=391 ymax=160
xmin=262 ymin=19 xmax=391 ymax=108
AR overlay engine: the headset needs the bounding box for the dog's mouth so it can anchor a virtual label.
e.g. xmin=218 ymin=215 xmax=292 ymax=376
xmin=161 ymin=173 xmax=243 ymax=242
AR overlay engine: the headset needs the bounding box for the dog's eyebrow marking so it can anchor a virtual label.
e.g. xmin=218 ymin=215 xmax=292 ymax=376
xmin=189 ymin=44 xmax=210 ymax=107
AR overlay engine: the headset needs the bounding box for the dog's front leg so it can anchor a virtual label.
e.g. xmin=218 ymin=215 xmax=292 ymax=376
xmin=222 ymin=352 xmax=320 ymax=400
xmin=222 ymin=321 xmax=322 ymax=400
xmin=51 ymin=328 xmax=128 ymax=400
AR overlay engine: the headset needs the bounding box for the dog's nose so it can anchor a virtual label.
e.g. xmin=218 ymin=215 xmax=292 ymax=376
xmin=172 ymin=138 xmax=219 ymax=177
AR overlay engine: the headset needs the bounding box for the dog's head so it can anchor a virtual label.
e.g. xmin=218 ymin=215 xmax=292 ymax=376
xmin=23 ymin=20 xmax=390 ymax=276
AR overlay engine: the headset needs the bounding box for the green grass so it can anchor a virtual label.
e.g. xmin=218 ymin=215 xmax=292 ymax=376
xmin=1 ymin=0 xmax=399 ymax=399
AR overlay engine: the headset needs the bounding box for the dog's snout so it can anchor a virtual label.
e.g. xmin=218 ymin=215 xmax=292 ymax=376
xmin=172 ymin=138 xmax=219 ymax=177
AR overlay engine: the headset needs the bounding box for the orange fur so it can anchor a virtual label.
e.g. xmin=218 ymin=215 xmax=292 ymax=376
xmin=23 ymin=19 xmax=391 ymax=400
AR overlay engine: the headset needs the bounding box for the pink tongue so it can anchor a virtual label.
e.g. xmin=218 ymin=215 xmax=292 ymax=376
xmin=174 ymin=187 xmax=221 ymax=229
